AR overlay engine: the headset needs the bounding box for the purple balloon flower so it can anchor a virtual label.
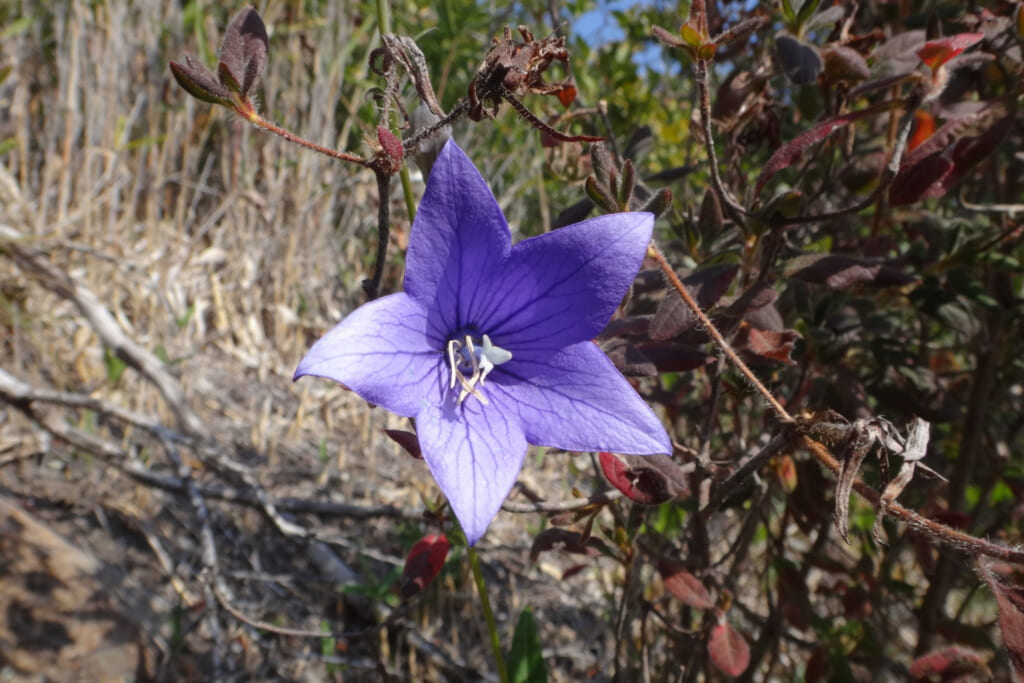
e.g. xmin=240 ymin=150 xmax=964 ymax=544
xmin=295 ymin=140 xmax=670 ymax=544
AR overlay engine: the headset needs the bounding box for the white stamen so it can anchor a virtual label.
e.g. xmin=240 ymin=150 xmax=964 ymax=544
xmin=445 ymin=333 xmax=513 ymax=406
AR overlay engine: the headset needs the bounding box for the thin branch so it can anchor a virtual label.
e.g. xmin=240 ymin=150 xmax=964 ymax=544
xmin=702 ymin=433 xmax=790 ymax=513
xmin=243 ymin=110 xmax=369 ymax=167
xmin=799 ymin=436 xmax=1024 ymax=564
xmin=648 ymin=242 xmax=794 ymax=424
xmin=693 ymin=59 xmax=748 ymax=227
xmin=501 ymin=488 xmax=623 ymax=513
xmin=2 ymin=225 xmax=205 ymax=435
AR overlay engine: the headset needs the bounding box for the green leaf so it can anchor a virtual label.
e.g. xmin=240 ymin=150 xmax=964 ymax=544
xmin=103 ymin=348 xmax=127 ymax=382
xmin=796 ymin=0 xmax=823 ymax=28
xmin=507 ymin=608 xmax=547 ymax=683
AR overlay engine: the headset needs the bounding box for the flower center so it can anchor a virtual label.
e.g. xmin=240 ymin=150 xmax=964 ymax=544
xmin=446 ymin=333 xmax=512 ymax=406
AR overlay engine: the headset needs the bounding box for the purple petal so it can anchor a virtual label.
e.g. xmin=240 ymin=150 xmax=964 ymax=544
xmin=416 ymin=397 xmax=527 ymax=545
xmin=481 ymin=212 xmax=654 ymax=353
xmin=492 ymin=341 xmax=671 ymax=455
xmin=294 ymin=293 xmax=445 ymax=417
xmin=404 ymin=141 xmax=512 ymax=338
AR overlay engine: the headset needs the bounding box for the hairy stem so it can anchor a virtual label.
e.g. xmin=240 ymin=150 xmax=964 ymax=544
xmin=244 ymin=110 xmax=369 ymax=167
xmin=648 ymin=242 xmax=794 ymax=424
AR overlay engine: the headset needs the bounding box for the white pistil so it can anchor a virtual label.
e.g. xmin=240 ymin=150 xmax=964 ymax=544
xmin=446 ymin=333 xmax=513 ymax=406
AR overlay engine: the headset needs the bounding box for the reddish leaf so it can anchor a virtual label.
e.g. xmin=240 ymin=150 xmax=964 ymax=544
xmin=658 ymin=559 xmax=714 ymax=610
xmin=739 ymin=326 xmax=800 ymax=364
xmin=892 ymin=113 xmax=1013 ymax=206
xmin=598 ymin=452 xmax=689 ymax=505
xmin=384 ymin=429 xmax=422 ymax=459
xmin=218 ymin=7 xmax=269 ymax=96
xmin=916 ymin=33 xmax=984 ymax=70
xmin=909 ymin=646 xmax=987 ymax=680
xmin=709 ymin=622 xmax=750 ymax=677
xmin=889 ymin=151 xmax=955 ymax=206
xmin=783 ymin=253 xmax=918 ymax=289
xmin=908 ymin=111 xmax=936 ymax=152
xmin=979 ymin=559 xmax=1024 ymax=680
xmin=755 ymin=104 xmax=893 ymax=195
xmin=399 ymin=534 xmax=449 ymax=600
xmin=771 ymin=455 xmax=798 ymax=494
xmin=556 ymin=84 xmax=577 ymax=108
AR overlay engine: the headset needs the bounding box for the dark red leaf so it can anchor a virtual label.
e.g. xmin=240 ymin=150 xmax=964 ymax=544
xmin=723 ymin=281 xmax=778 ymax=318
xmin=218 ymin=7 xmax=269 ymax=96
xmin=783 ymin=253 xmax=918 ymax=289
xmin=598 ymin=452 xmax=689 ymax=505
xmin=384 ymin=429 xmax=422 ymax=459
xmin=650 ymin=264 xmax=738 ymax=340
xmin=634 ymin=342 xmax=715 ymax=373
xmin=657 ymin=559 xmax=714 ymax=609
xmin=892 ymin=113 xmax=1012 ymax=205
xmin=755 ymin=104 xmax=892 ymax=195
xmin=979 ymin=559 xmax=1024 ymax=680
xmin=708 ymin=622 xmax=750 ymax=677
xmin=601 ymin=338 xmax=657 ymax=377
xmin=909 ymin=646 xmax=987 ymax=680
xmin=917 ymin=32 xmax=984 ymax=70
xmin=399 ymin=534 xmax=449 ymax=600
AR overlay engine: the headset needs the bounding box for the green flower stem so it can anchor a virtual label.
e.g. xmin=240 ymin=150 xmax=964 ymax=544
xmin=468 ymin=546 xmax=508 ymax=683
xmin=373 ymin=0 xmax=417 ymax=222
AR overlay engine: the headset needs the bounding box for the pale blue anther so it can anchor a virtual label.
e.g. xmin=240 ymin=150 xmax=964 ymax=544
xmin=446 ymin=334 xmax=512 ymax=405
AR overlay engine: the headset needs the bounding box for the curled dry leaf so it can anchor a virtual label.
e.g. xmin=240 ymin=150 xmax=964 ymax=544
xmin=399 ymin=534 xmax=449 ymax=600
xmin=708 ymin=621 xmax=751 ymax=677
xmin=529 ymin=528 xmax=610 ymax=563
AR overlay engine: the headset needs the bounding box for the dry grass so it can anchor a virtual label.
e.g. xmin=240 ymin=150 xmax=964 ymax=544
xmin=0 ymin=1 xmax=615 ymax=680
